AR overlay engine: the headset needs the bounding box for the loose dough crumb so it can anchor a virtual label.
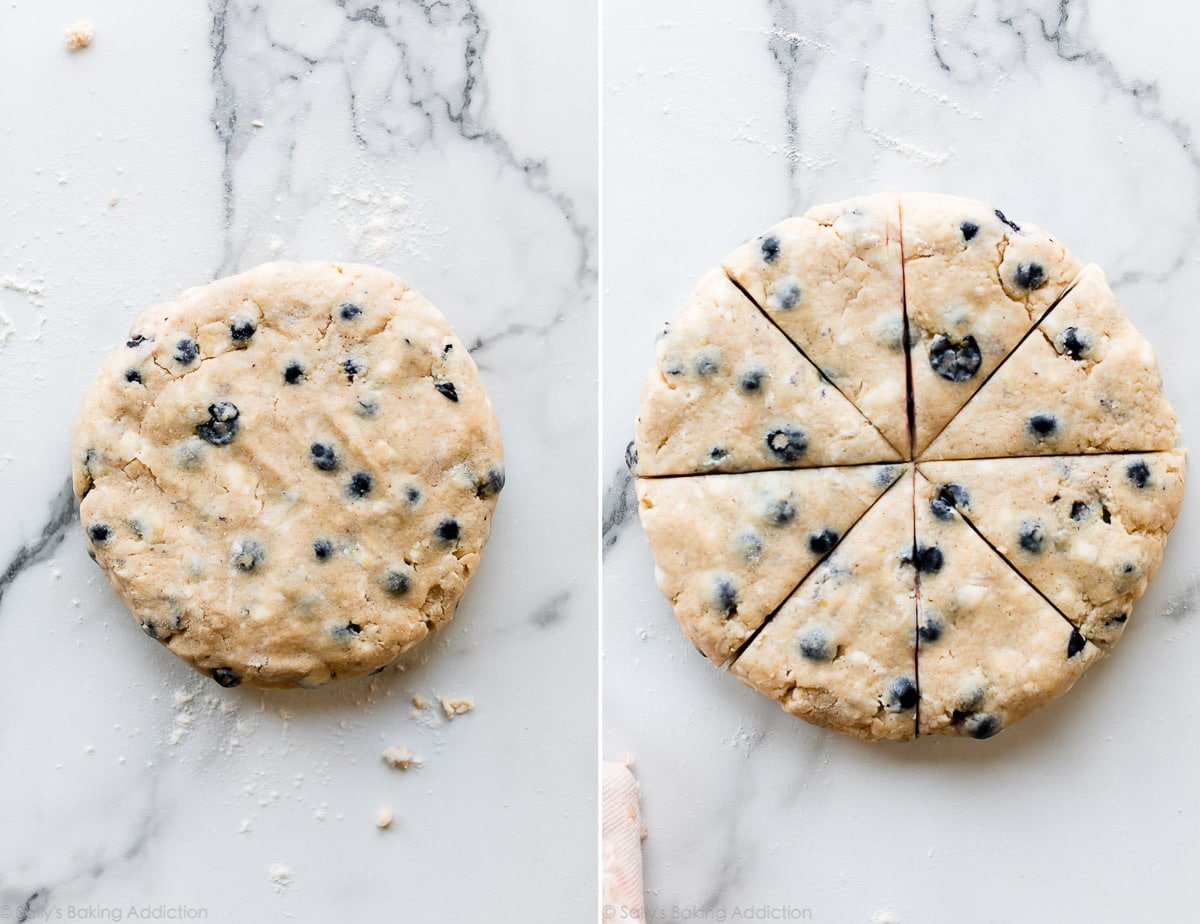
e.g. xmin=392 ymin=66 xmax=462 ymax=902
xmin=268 ymin=863 xmax=292 ymax=892
xmin=411 ymin=693 xmax=429 ymax=710
xmin=440 ymin=696 xmax=474 ymax=719
xmin=382 ymin=746 xmax=418 ymax=770
xmin=376 ymin=808 xmax=393 ymax=829
xmin=65 ymin=20 xmax=95 ymax=51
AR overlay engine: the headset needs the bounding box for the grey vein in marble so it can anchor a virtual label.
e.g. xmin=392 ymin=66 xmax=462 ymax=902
xmin=0 ymin=477 xmax=75 ymax=609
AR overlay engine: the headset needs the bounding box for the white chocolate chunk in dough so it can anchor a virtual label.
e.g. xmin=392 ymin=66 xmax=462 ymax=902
xmin=918 ymin=451 xmax=1186 ymax=646
xmin=722 ymin=192 xmax=909 ymax=455
xmin=729 ymin=473 xmax=918 ymax=742
xmin=924 ymin=265 xmax=1179 ymax=460
xmin=637 ymin=464 xmax=902 ymax=663
xmin=914 ymin=472 xmax=1102 ymax=738
xmin=901 ymin=192 xmax=1082 ymax=455
xmin=633 ymin=270 xmax=900 ymax=476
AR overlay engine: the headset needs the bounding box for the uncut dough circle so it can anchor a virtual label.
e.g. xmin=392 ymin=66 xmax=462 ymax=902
xmin=73 ymin=262 xmax=504 ymax=689
xmin=633 ymin=193 xmax=1184 ymax=741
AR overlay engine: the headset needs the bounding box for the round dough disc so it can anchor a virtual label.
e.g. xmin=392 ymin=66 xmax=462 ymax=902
xmin=73 ymin=262 xmax=504 ymax=689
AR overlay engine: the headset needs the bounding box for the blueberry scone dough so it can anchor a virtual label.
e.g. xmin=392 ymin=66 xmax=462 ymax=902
xmin=919 ymin=451 xmax=1185 ymax=647
xmin=925 ymin=265 xmax=1179 ymax=460
xmin=914 ymin=472 xmax=1102 ymax=738
xmin=633 ymin=270 xmax=900 ymax=475
xmin=722 ymin=193 xmax=909 ymax=455
xmin=73 ymin=262 xmax=504 ymax=689
xmin=900 ymin=193 xmax=1082 ymax=455
xmin=637 ymin=464 xmax=901 ymax=663
xmin=729 ymin=474 xmax=919 ymax=741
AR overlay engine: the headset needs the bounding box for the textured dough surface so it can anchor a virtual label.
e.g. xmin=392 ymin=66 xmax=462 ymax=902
xmin=919 ymin=451 xmax=1185 ymax=646
xmin=729 ymin=475 xmax=918 ymax=741
xmin=925 ymin=265 xmax=1179 ymax=460
xmin=73 ymin=262 xmax=504 ymax=688
xmin=901 ymin=193 xmax=1082 ymax=455
xmin=914 ymin=472 xmax=1102 ymax=737
xmin=722 ymin=193 xmax=909 ymax=454
xmin=633 ymin=269 xmax=899 ymax=475
xmin=637 ymin=464 xmax=901 ymax=663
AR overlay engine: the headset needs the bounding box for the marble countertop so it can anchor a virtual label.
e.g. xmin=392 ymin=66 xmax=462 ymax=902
xmin=603 ymin=1 xmax=1200 ymax=920
xmin=0 ymin=1 xmax=596 ymax=919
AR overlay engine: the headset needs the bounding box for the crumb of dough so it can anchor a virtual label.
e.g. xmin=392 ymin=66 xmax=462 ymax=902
xmin=65 ymin=20 xmax=95 ymax=51
xmin=268 ymin=863 xmax=292 ymax=892
xmin=108 ymin=191 xmax=119 ymax=207
xmin=251 ymin=119 xmax=265 ymax=128
xmin=411 ymin=693 xmax=429 ymax=710
xmin=440 ymin=696 xmax=474 ymax=719
xmin=381 ymin=746 xmax=418 ymax=770
xmin=239 ymin=819 xmax=252 ymax=834
xmin=376 ymin=808 xmax=393 ymax=829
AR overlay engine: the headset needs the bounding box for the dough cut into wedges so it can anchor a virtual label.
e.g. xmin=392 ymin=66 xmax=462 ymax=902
xmin=901 ymin=192 xmax=1082 ymax=455
xmin=722 ymin=193 xmax=909 ymax=455
xmin=914 ymin=472 xmax=1102 ymax=738
xmin=918 ymin=451 xmax=1185 ymax=647
xmin=633 ymin=270 xmax=900 ymax=475
xmin=637 ymin=464 xmax=903 ymax=663
xmin=923 ymin=265 xmax=1179 ymax=460
xmin=729 ymin=472 xmax=918 ymax=741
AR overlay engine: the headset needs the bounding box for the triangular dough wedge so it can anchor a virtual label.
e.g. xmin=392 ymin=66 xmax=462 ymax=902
xmin=722 ymin=193 xmax=909 ymax=455
xmin=914 ymin=472 xmax=1103 ymax=738
xmin=923 ymin=265 xmax=1179 ymax=460
xmin=901 ymin=192 xmax=1082 ymax=455
xmin=729 ymin=472 xmax=918 ymax=741
xmin=633 ymin=270 xmax=900 ymax=475
xmin=638 ymin=464 xmax=903 ymax=663
xmin=918 ymin=451 xmax=1186 ymax=647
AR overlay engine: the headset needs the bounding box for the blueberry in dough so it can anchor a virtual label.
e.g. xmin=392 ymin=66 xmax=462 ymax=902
xmin=965 ymin=713 xmax=1001 ymax=739
xmin=87 ymin=522 xmax=111 ymax=543
xmin=765 ymin=427 xmax=807 ymax=462
xmin=343 ymin=357 xmax=363 ymax=381
xmin=312 ymin=538 xmax=333 ymax=561
xmin=174 ymin=338 xmax=199 ymax=365
xmin=310 ymin=442 xmax=340 ymax=472
xmin=230 ymin=320 xmax=256 ymax=342
xmin=928 ymin=334 xmax=982 ymax=382
xmin=993 ymin=209 xmax=1021 ymax=232
xmin=796 ymin=625 xmax=833 ymax=661
xmin=807 ymin=528 xmax=838 ymax=556
xmin=211 ymin=667 xmax=242 ymax=688
xmin=960 ymin=220 xmax=979 ymax=242
xmin=231 ymin=539 xmax=266 ymax=571
xmin=1013 ymin=262 xmax=1046 ymax=290
xmin=404 ymin=485 xmax=423 ymax=505
xmin=435 ymin=518 xmax=460 ymax=543
xmin=332 ymin=621 xmax=363 ymax=639
xmin=760 ymin=234 xmax=781 ymax=264
xmin=339 ymin=302 xmax=362 ymax=320
xmin=124 ymin=369 xmax=142 ymax=384
xmin=1070 ymin=501 xmax=1090 ymax=521
xmin=1027 ymin=413 xmax=1059 ymax=439
xmin=930 ymin=483 xmax=969 ymax=520
xmin=196 ymin=402 xmax=240 ymax=446
xmin=1017 ymin=521 xmax=1045 ymax=554
xmin=708 ymin=447 xmax=729 ymax=462
xmin=1058 ymin=326 xmax=1090 ymax=360
xmin=735 ymin=529 xmax=764 ymax=564
xmin=1126 ymin=459 xmax=1151 ymax=489
xmin=765 ymin=499 xmax=797 ymax=527
xmin=694 ymin=351 xmax=720 ymax=376
xmin=918 ymin=613 xmax=944 ymax=643
xmin=435 ymin=381 xmax=459 ymax=402
xmin=126 ymin=334 xmax=146 ymax=348
xmin=345 ymin=471 xmax=373 ymax=498
xmin=912 ymin=544 xmax=944 ymax=574
xmin=380 ymin=569 xmax=411 ymax=596
xmin=713 ymin=577 xmax=738 ymax=616
xmin=739 ymin=368 xmax=766 ymax=394
xmin=886 ymin=677 xmax=918 ymax=712
xmin=283 ymin=361 xmax=305 ymax=384
xmin=772 ymin=280 xmax=802 ymax=311
xmin=1067 ymin=628 xmax=1087 ymax=659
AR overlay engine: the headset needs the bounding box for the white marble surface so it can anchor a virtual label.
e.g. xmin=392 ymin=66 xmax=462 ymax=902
xmin=604 ymin=1 xmax=1200 ymax=920
xmin=0 ymin=1 xmax=595 ymax=919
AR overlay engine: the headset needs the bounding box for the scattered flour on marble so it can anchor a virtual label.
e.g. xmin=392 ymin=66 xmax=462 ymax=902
xmin=859 ymin=123 xmax=952 ymax=167
xmin=239 ymin=819 xmax=252 ymax=834
xmin=766 ymin=28 xmax=833 ymax=53
xmin=328 ymin=179 xmax=445 ymax=262
xmin=1 ymin=271 xmax=49 ymax=345
xmin=64 ymin=20 xmax=95 ymax=51
xmin=268 ymin=863 xmax=293 ymax=893
xmin=730 ymin=122 xmax=837 ymax=171
xmin=868 ymin=911 xmax=900 ymax=924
